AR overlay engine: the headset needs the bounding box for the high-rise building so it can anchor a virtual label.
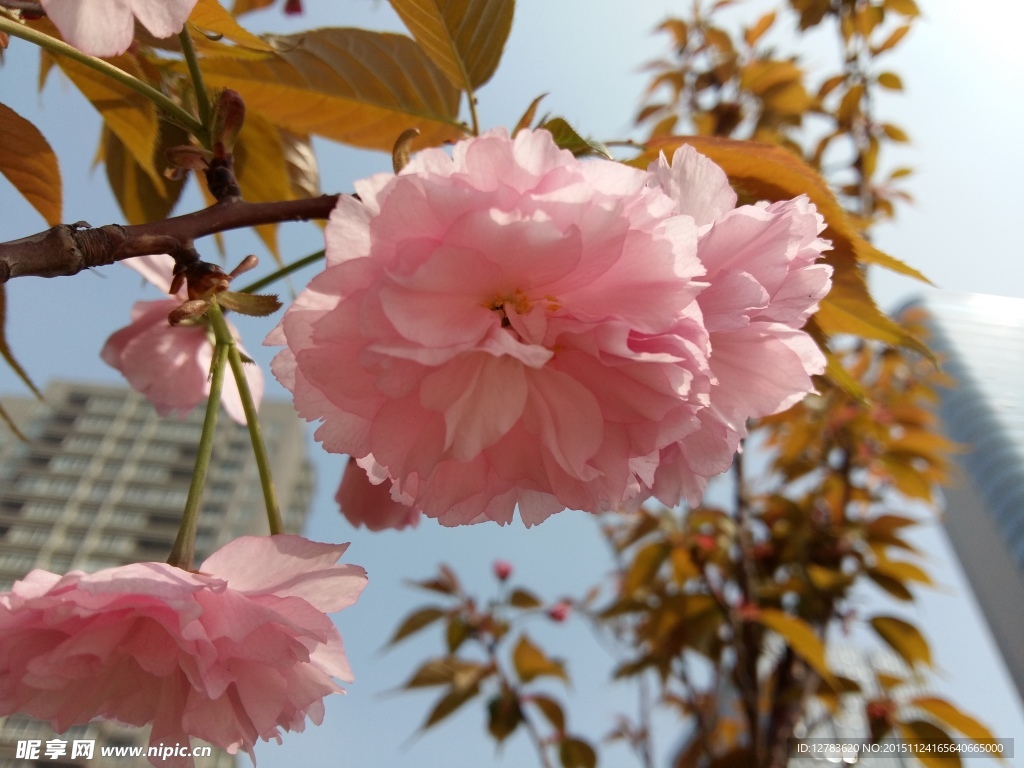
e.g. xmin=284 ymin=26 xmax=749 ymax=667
xmin=0 ymin=380 xmax=315 ymax=767
xmin=899 ymin=292 xmax=1024 ymax=702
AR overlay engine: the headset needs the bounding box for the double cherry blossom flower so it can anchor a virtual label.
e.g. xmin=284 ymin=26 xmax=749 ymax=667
xmin=269 ymin=129 xmax=832 ymax=528
xmin=0 ymin=535 xmax=367 ymax=768
xmin=101 ymin=254 xmax=263 ymax=425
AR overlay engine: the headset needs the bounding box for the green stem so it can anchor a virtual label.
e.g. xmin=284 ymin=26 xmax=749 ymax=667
xmin=167 ymin=341 xmax=228 ymax=570
xmin=0 ymin=16 xmax=203 ymax=137
xmin=178 ymin=27 xmax=212 ymax=145
xmin=467 ymin=90 xmax=481 ymax=137
xmin=208 ymin=302 xmax=284 ymax=535
xmin=237 ymin=250 xmax=325 ymax=294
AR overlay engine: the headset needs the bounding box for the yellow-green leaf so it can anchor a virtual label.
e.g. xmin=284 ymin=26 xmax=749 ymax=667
xmin=388 ymin=606 xmax=447 ymax=646
xmin=513 ymin=92 xmax=548 ymax=137
xmin=232 ymin=111 xmax=301 ymax=260
xmin=911 ymin=697 xmax=1003 ymax=755
xmin=399 ymin=657 xmax=484 ymax=689
xmin=882 ymin=122 xmax=910 ymax=142
xmin=896 ymin=720 xmax=961 ymax=768
xmin=279 ymin=129 xmax=320 ymax=199
xmin=512 ymin=634 xmax=567 ymax=684
xmin=423 ymin=681 xmax=482 ymax=729
xmin=99 ymin=122 xmax=187 ymax=225
xmin=885 ymin=0 xmax=920 ymax=16
xmin=487 ymin=689 xmax=523 ymax=743
xmin=559 ymin=736 xmax=597 ymax=768
xmin=913 ymin=696 xmax=999 ymax=757
xmin=541 ymin=118 xmax=612 ymax=158
xmin=231 ymin=0 xmax=276 ymax=14
xmin=868 ymin=570 xmax=914 ymax=601
xmin=530 ymin=694 xmax=566 ymax=735
xmin=624 ymin=541 xmax=669 ymax=595
xmin=0 ymin=103 xmax=61 ymax=225
xmin=196 ymin=28 xmax=465 ymax=152
xmin=509 ymin=587 xmax=543 ymax=609
xmin=55 ymin=54 xmax=161 ymax=187
xmin=871 ymin=615 xmax=932 ymax=667
xmin=756 ymin=608 xmax=837 ymax=687
xmin=389 ymin=0 xmax=514 ymax=92
xmin=874 ymin=25 xmax=911 ymax=56
xmin=0 ymin=285 xmax=42 ymax=402
xmin=871 ymin=556 xmax=932 ymax=586
xmin=877 ymin=71 xmax=904 ymax=90
xmin=744 ymin=11 xmax=776 ymax=47
xmin=189 ymin=0 xmax=275 ymax=51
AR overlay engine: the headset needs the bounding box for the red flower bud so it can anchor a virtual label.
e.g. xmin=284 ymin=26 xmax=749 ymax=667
xmin=493 ymin=560 xmax=513 ymax=581
xmin=547 ymin=602 xmax=570 ymax=622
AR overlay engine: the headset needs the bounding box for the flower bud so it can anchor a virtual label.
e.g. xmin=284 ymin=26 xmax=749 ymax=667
xmin=493 ymin=560 xmax=513 ymax=581
xmin=212 ymin=89 xmax=246 ymax=153
xmin=547 ymin=601 xmax=570 ymax=622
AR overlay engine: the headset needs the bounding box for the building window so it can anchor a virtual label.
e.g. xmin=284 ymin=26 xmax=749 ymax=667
xmin=63 ymin=435 xmax=101 ymax=452
xmin=16 ymin=475 xmax=77 ymax=497
xmin=133 ymin=464 xmax=169 ymax=483
xmin=0 ymin=552 xmax=35 ymax=573
xmin=96 ymin=534 xmax=135 ymax=555
xmin=22 ymin=501 xmax=62 ymax=520
xmin=109 ymin=509 xmax=143 ymax=528
xmin=50 ymin=455 xmax=93 ymax=473
xmin=7 ymin=526 xmax=50 ymax=546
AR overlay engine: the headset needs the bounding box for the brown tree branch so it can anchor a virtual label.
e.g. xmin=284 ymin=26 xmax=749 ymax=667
xmin=0 ymin=0 xmax=44 ymax=13
xmin=0 ymin=195 xmax=341 ymax=283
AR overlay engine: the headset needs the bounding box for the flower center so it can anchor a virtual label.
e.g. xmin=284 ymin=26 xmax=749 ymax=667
xmin=487 ymin=290 xmax=532 ymax=328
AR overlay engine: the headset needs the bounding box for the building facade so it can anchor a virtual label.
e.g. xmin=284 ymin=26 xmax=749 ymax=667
xmin=900 ymin=292 xmax=1024 ymax=702
xmin=0 ymin=380 xmax=315 ymax=767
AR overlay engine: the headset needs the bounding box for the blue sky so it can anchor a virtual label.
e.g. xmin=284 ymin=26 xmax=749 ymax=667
xmin=1 ymin=1 xmax=1023 ymax=766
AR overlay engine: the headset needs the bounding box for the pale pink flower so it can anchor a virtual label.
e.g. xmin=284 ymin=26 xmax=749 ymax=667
xmin=102 ymin=254 xmax=263 ymax=425
xmin=0 ymin=535 xmax=367 ymax=768
xmin=269 ymin=128 xmax=713 ymax=526
xmin=648 ymin=146 xmax=832 ymax=505
xmin=40 ymin=0 xmax=199 ymax=58
xmin=336 ymin=458 xmax=421 ymax=531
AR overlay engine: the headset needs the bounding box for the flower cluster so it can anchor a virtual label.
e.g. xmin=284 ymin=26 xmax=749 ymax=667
xmin=40 ymin=0 xmax=199 ymax=58
xmin=270 ymin=129 xmax=831 ymax=528
xmin=0 ymin=535 xmax=367 ymax=768
xmin=101 ymin=254 xmax=263 ymax=425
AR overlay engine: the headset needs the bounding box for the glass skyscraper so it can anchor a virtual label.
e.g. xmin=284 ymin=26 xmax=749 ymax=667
xmin=900 ymin=291 xmax=1024 ymax=703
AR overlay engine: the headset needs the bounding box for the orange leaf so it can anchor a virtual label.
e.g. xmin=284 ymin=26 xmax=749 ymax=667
xmin=196 ymin=28 xmax=465 ymax=152
xmin=0 ymin=103 xmax=61 ymax=225
xmin=512 ymin=634 xmax=567 ymax=684
xmin=389 ymin=0 xmax=514 ymax=92
xmin=871 ymin=615 xmax=932 ymax=667
xmin=756 ymin=609 xmax=837 ymax=687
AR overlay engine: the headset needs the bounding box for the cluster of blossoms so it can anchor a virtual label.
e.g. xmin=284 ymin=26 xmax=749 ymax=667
xmin=101 ymin=254 xmax=264 ymax=425
xmin=269 ymin=129 xmax=832 ymax=529
xmin=0 ymin=535 xmax=367 ymax=767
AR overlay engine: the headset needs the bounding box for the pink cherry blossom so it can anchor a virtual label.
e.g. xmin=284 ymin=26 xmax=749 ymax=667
xmin=648 ymin=146 xmax=832 ymax=506
xmin=336 ymin=458 xmax=421 ymax=531
xmin=269 ymin=130 xmax=831 ymax=525
xmin=102 ymin=255 xmax=263 ymax=425
xmin=0 ymin=535 xmax=367 ymax=768
xmin=269 ymin=128 xmax=713 ymax=526
xmin=40 ymin=0 xmax=199 ymax=58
